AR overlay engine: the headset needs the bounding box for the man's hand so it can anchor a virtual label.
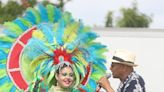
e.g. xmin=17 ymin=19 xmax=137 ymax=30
xmin=97 ymin=76 xmax=115 ymax=92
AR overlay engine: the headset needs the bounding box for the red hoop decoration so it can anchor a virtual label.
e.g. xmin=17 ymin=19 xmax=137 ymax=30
xmin=7 ymin=27 xmax=37 ymax=91
xmin=81 ymin=63 xmax=92 ymax=85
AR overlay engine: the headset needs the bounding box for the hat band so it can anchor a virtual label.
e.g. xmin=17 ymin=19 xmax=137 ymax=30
xmin=112 ymin=56 xmax=134 ymax=64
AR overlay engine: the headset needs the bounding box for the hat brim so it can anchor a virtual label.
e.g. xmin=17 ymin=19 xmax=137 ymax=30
xmin=110 ymin=58 xmax=138 ymax=67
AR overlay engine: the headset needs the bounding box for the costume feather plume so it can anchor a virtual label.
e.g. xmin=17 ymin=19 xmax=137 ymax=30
xmin=26 ymin=7 xmax=41 ymax=24
xmin=0 ymin=4 xmax=108 ymax=92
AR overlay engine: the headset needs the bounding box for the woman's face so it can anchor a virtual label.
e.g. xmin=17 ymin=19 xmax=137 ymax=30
xmin=56 ymin=66 xmax=74 ymax=88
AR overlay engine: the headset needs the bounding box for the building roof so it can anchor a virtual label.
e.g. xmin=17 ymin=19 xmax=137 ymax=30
xmin=1 ymin=26 xmax=164 ymax=38
xmin=93 ymin=27 xmax=164 ymax=38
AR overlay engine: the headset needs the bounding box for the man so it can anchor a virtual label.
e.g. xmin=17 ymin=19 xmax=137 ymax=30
xmin=110 ymin=49 xmax=145 ymax=92
xmin=98 ymin=49 xmax=145 ymax=92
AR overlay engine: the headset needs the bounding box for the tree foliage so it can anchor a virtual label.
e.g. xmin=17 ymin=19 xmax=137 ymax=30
xmin=0 ymin=0 xmax=37 ymax=24
xmin=0 ymin=0 xmax=71 ymax=24
xmin=21 ymin=0 xmax=37 ymax=8
xmin=0 ymin=1 xmax=24 ymax=24
xmin=116 ymin=2 xmax=152 ymax=27
xmin=52 ymin=0 xmax=71 ymax=11
xmin=0 ymin=2 xmax=2 ymax=23
xmin=105 ymin=11 xmax=113 ymax=27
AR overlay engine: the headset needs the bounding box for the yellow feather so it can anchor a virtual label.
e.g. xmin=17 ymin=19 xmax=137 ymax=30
xmin=30 ymin=55 xmax=50 ymax=72
xmin=52 ymin=23 xmax=58 ymax=46
xmin=74 ymin=50 xmax=88 ymax=67
xmin=32 ymin=30 xmax=45 ymax=40
xmin=63 ymin=22 xmax=79 ymax=44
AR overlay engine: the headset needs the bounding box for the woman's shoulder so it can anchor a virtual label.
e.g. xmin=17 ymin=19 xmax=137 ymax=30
xmin=48 ymin=85 xmax=56 ymax=92
xmin=48 ymin=86 xmax=74 ymax=92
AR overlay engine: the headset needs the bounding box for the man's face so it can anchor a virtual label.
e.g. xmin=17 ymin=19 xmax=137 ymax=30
xmin=56 ymin=66 xmax=74 ymax=88
xmin=110 ymin=62 xmax=124 ymax=78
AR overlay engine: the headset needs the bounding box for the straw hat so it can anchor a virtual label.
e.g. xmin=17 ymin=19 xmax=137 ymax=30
xmin=110 ymin=49 xmax=138 ymax=67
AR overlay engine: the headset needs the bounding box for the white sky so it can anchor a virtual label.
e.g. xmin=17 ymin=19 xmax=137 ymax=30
xmin=64 ymin=0 xmax=164 ymax=29
xmin=1 ymin=0 xmax=164 ymax=29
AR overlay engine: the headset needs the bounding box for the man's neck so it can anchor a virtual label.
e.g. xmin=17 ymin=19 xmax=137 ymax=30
xmin=120 ymin=70 xmax=133 ymax=82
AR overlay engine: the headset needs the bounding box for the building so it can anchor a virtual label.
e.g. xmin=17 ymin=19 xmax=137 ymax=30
xmin=94 ymin=27 xmax=164 ymax=92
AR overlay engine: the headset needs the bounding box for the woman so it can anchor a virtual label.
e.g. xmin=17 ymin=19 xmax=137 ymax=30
xmin=49 ymin=63 xmax=75 ymax=92
xmin=0 ymin=3 xmax=109 ymax=92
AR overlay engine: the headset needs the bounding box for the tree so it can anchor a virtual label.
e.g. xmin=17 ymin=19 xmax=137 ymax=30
xmin=0 ymin=0 xmax=72 ymax=24
xmin=0 ymin=1 xmax=25 ymax=24
xmin=105 ymin=11 xmax=113 ymax=27
xmin=54 ymin=0 xmax=71 ymax=11
xmin=21 ymin=0 xmax=37 ymax=8
xmin=0 ymin=1 xmax=2 ymax=23
xmin=116 ymin=1 xmax=152 ymax=27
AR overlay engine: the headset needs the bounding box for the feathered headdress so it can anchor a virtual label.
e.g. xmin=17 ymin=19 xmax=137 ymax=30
xmin=0 ymin=4 xmax=108 ymax=92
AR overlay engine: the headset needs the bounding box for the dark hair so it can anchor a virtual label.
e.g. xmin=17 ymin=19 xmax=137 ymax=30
xmin=56 ymin=63 xmax=73 ymax=74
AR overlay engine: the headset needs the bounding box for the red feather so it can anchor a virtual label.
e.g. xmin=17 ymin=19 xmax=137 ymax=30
xmin=53 ymin=48 xmax=73 ymax=65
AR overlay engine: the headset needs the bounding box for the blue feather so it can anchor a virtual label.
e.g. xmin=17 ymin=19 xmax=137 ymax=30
xmin=78 ymin=48 xmax=90 ymax=59
xmin=93 ymin=59 xmax=107 ymax=70
xmin=74 ymin=62 xmax=85 ymax=75
xmin=62 ymin=12 xmax=74 ymax=26
xmin=77 ymin=21 xmax=84 ymax=33
xmin=85 ymin=32 xmax=98 ymax=41
xmin=0 ymin=64 xmax=6 ymax=69
xmin=34 ymin=64 xmax=41 ymax=73
xmin=85 ymin=52 xmax=106 ymax=70
xmin=0 ymin=42 xmax=12 ymax=49
xmin=96 ymin=58 xmax=106 ymax=63
xmin=71 ymin=56 xmax=79 ymax=63
xmin=38 ymin=4 xmax=49 ymax=22
xmin=0 ymin=50 xmax=8 ymax=60
xmin=88 ymin=79 xmax=97 ymax=91
xmin=0 ymin=76 xmax=10 ymax=86
xmin=41 ymin=60 xmax=53 ymax=76
xmin=86 ymin=50 xmax=106 ymax=69
xmin=73 ymin=32 xmax=97 ymax=46
xmin=56 ymin=20 xmax=65 ymax=46
xmin=10 ymin=85 xmax=17 ymax=92
xmin=89 ymin=44 xmax=106 ymax=50
xmin=54 ymin=7 xmax=62 ymax=22
xmin=23 ymin=38 xmax=52 ymax=61
xmin=37 ymin=23 xmax=54 ymax=43
xmin=23 ymin=15 xmax=35 ymax=25
xmin=43 ymin=59 xmax=53 ymax=67
xmin=3 ymin=29 xmax=17 ymax=38
xmin=86 ymin=50 xmax=97 ymax=59
xmin=13 ymin=19 xmax=28 ymax=31
xmin=65 ymin=43 xmax=74 ymax=51
xmin=26 ymin=9 xmax=37 ymax=24
xmin=79 ymin=85 xmax=90 ymax=92
xmin=32 ymin=39 xmax=52 ymax=53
